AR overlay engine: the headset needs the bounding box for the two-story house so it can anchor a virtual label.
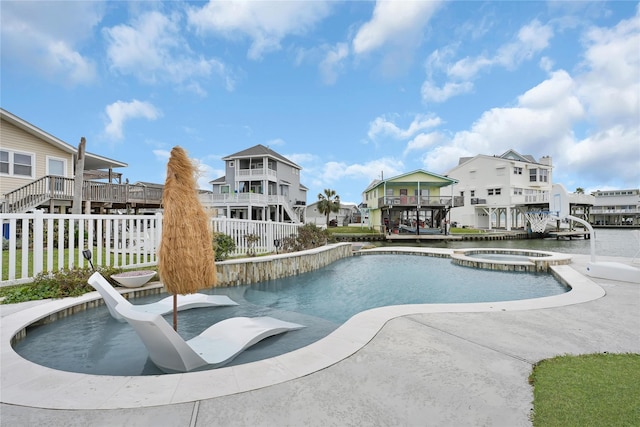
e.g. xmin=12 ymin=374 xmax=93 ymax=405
xmin=361 ymin=170 xmax=458 ymax=234
xmin=208 ymin=144 xmax=307 ymax=222
xmin=0 ymin=108 xmax=161 ymax=214
xmin=590 ymin=189 xmax=640 ymax=227
xmin=445 ymin=149 xmax=554 ymax=230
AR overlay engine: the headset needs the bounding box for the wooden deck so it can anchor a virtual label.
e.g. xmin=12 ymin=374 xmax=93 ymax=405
xmin=546 ymin=230 xmax=591 ymax=239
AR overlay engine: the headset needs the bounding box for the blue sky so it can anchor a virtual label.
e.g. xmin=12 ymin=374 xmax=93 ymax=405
xmin=2 ymin=1 xmax=639 ymax=204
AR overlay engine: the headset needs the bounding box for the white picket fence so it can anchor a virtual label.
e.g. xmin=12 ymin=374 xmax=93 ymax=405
xmin=0 ymin=211 xmax=301 ymax=286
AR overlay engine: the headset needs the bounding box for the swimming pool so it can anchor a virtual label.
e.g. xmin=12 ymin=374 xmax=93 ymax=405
xmin=13 ymin=254 xmax=568 ymax=376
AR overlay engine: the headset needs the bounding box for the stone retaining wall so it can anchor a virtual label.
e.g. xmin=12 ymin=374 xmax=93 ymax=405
xmin=216 ymin=242 xmax=353 ymax=286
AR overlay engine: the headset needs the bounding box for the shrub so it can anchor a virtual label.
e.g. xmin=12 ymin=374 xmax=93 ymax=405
xmin=280 ymin=223 xmax=334 ymax=253
xmin=0 ymin=266 xmax=123 ymax=304
xmin=212 ymin=232 xmax=236 ymax=261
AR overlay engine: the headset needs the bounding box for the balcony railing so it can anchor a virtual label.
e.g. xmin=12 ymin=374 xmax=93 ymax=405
xmin=235 ymin=168 xmax=278 ymax=179
xmin=378 ymin=195 xmax=454 ymax=208
xmin=205 ymin=193 xmax=288 ymax=206
xmin=2 ymin=176 xmax=163 ymax=213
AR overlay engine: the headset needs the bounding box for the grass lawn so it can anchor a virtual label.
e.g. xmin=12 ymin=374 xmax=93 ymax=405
xmin=1 ymin=248 xmax=154 ymax=281
xmin=327 ymin=226 xmax=381 ymax=235
xmin=530 ymin=353 xmax=640 ymax=426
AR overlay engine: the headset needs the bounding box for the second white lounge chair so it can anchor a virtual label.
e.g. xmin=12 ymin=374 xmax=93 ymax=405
xmin=88 ymin=272 xmax=237 ymax=322
xmin=114 ymin=302 xmax=305 ymax=372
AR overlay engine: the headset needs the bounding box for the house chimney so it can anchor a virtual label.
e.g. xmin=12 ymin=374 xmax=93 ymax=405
xmin=539 ymin=155 xmax=552 ymax=166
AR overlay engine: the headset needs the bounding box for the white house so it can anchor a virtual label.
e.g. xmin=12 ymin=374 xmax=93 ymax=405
xmin=208 ymin=144 xmax=307 ymax=223
xmin=590 ymin=189 xmax=640 ymax=226
xmin=305 ymin=201 xmax=360 ymax=226
xmin=446 ymin=149 xmax=554 ymax=230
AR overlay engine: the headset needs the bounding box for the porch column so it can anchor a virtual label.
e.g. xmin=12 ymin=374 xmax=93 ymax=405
xmin=506 ymin=206 xmax=512 ymax=231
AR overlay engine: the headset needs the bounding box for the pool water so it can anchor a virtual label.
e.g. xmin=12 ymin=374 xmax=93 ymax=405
xmin=245 ymin=254 xmax=565 ymax=323
xmin=466 ymin=253 xmax=537 ymax=262
xmin=13 ymin=254 xmax=568 ymax=376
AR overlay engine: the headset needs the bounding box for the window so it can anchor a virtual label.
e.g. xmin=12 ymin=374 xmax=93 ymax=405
xmin=229 ymin=161 xmax=234 ymax=168
xmin=513 ymin=187 xmax=523 ymax=195
xmin=400 ymin=189 xmax=408 ymax=196
xmin=487 ymin=188 xmax=501 ymax=196
xmin=514 ymin=167 xmax=523 ymax=175
xmin=470 ymin=190 xmax=475 ymax=197
xmin=47 ymin=157 xmax=66 ymax=176
xmin=529 ymin=168 xmax=537 ymax=182
xmin=460 ymin=191 xmax=464 ymax=197
xmin=0 ymin=150 xmax=34 ymax=178
xmin=386 ymin=189 xmax=394 ymax=196
xmin=0 ymin=151 xmax=8 ymax=174
xmin=221 ymin=185 xmax=229 ymax=194
xmin=540 ymin=169 xmax=548 ymax=182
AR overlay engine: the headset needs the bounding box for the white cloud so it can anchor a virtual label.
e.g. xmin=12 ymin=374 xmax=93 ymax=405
xmin=320 ymin=158 xmax=404 ymax=185
xmin=562 ymin=125 xmax=640 ymax=187
xmin=104 ymin=11 xmax=233 ymax=92
xmin=368 ymin=114 xmax=442 ymax=140
xmin=153 ymin=149 xmax=171 ymax=162
xmin=448 ymin=20 xmax=553 ymax=80
xmin=319 ymin=43 xmax=349 ymax=85
xmin=0 ymin=1 xmax=100 ymax=85
xmin=422 ymin=19 xmax=554 ymax=103
xmin=187 ymin=0 xmax=333 ymax=60
xmin=576 ymin=7 xmax=640 ymax=128
xmin=352 ymin=0 xmax=442 ymax=55
xmin=421 ymin=80 xmax=474 ymax=103
xmin=404 ymin=132 xmax=446 ymax=156
xmin=105 ymin=100 xmax=162 ymax=140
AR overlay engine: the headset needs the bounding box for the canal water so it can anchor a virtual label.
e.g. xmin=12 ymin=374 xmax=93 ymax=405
xmin=375 ymin=228 xmax=638 ymax=258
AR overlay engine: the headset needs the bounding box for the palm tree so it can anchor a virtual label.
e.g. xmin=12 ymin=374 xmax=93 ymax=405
xmin=317 ymin=188 xmax=340 ymax=226
xmin=575 ymin=187 xmax=585 ymax=194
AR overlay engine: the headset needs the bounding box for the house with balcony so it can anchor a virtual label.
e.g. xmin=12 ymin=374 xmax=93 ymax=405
xmin=590 ymin=189 xmax=640 ymax=227
xmin=0 ymin=108 xmax=162 ymax=214
xmin=445 ymin=150 xmax=554 ymax=230
xmin=208 ymin=144 xmax=307 ymax=223
xmin=360 ymin=170 xmax=459 ymax=233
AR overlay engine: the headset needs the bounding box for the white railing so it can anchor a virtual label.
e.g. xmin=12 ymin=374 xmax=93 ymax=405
xmin=235 ymin=168 xmax=277 ymax=179
xmin=1 ymin=212 xmax=301 ymax=286
xmin=211 ymin=218 xmax=300 ymax=257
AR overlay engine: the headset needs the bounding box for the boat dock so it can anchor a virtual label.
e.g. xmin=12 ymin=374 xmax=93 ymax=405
xmin=546 ymin=230 xmax=591 ymax=240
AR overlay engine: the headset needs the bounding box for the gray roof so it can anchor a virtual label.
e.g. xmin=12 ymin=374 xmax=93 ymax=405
xmin=222 ymin=144 xmax=301 ymax=169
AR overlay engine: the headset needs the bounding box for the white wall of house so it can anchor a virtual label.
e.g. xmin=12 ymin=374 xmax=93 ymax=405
xmin=447 ymin=151 xmax=553 ymax=230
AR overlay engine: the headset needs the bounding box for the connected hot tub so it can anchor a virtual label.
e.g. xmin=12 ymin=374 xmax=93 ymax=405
xmin=451 ymin=248 xmax=572 ymax=272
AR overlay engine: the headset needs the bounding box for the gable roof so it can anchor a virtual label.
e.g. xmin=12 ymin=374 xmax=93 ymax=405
xmin=0 ymin=108 xmax=127 ymax=170
xmin=363 ymin=169 xmax=457 ymax=193
xmin=222 ymin=144 xmax=300 ymax=169
xmin=447 ymin=149 xmax=550 ymax=175
xmin=499 ymin=149 xmax=532 ymax=163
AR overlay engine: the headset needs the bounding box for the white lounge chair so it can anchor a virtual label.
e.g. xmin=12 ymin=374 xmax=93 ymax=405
xmin=88 ymin=272 xmax=237 ymax=322
xmin=114 ymin=302 xmax=305 ymax=372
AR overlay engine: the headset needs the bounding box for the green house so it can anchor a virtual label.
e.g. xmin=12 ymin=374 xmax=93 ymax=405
xmin=361 ymin=170 xmax=459 ymax=234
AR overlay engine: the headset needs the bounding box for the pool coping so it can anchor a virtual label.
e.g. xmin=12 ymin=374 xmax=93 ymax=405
xmin=0 ymin=247 xmax=605 ymax=410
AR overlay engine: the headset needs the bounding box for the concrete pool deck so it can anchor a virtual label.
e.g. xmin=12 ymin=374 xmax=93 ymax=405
xmin=1 ymin=251 xmax=639 ymax=426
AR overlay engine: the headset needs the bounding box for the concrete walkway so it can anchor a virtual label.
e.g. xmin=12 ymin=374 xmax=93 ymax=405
xmin=1 ymin=253 xmax=638 ymax=426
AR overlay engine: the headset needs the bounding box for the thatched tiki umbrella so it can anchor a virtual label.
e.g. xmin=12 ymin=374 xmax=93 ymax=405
xmin=158 ymin=146 xmax=217 ymax=330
